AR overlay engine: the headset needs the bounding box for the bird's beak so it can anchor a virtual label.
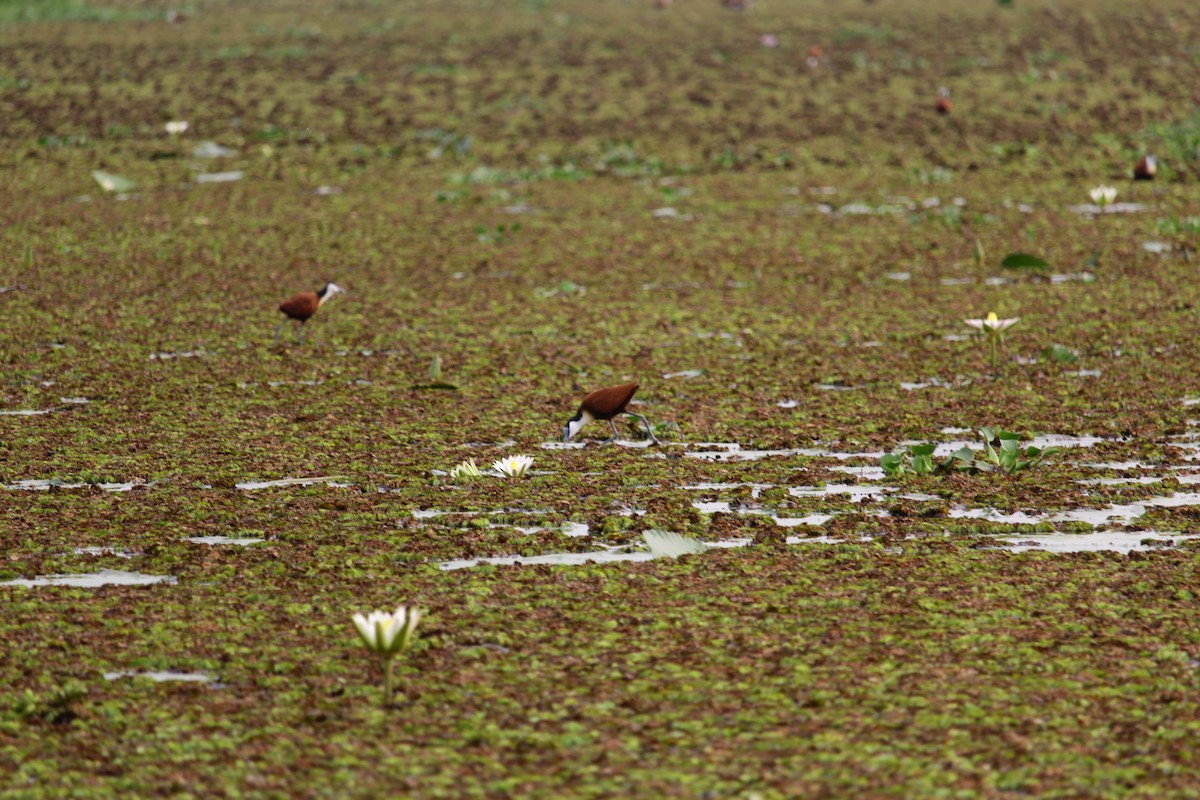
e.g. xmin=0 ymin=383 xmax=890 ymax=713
xmin=562 ymin=424 xmax=571 ymax=444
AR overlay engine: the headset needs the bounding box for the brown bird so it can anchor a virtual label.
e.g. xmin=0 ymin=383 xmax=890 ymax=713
xmin=275 ymin=282 xmax=345 ymax=344
xmin=563 ymin=382 xmax=659 ymax=445
xmin=936 ymin=87 xmax=952 ymax=115
xmin=1133 ymin=154 xmax=1157 ymax=181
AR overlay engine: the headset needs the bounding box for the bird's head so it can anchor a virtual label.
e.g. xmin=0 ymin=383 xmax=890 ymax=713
xmin=319 ymin=283 xmax=346 ymax=305
xmin=563 ymin=408 xmax=594 ymax=443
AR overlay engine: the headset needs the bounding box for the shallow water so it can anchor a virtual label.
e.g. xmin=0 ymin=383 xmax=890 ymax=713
xmin=104 ymin=670 xmax=214 ymax=683
xmin=989 ymin=531 xmax=1181 ymax=554
xmin=4 ymin=479 xmax=144 ymax=492
xmin=2 ymin=569 xmax=177 ymax=588
xmin=195 ymin=170 xmax=244 ymax=183
xmin=185 ymin=536 xmax=265 ymax=546
xmin=684 ymin=443 xmax=885 ymax=462
xmin=439 ymin=548 xmax=656 ymax=571
xmin=73 ymin=546 xmax=136 ymax=558
xmin=0 ymin=408 xmax=54 ymax=416
xmin=149 ymin=350 xmax=206 ymax=360
xmin=236 ymin=476 xmax=350 ymax=490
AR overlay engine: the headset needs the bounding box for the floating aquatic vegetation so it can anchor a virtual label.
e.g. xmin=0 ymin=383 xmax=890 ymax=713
xmin=882 ymin=427 xmax=1061 ymax=477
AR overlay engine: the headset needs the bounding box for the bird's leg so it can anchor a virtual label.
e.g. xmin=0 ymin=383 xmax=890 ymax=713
xmin=295 ymin=321 xmax=305 ymax=344
xmin=626 ymin=412 xmax=660 ymax=445
xmin=600 ymin=419 xmax=620 ymax=445
xmin=274 ymin=322 xmax=285 ymax=345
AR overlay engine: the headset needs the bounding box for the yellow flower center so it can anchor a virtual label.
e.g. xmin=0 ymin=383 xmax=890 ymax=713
xmin=986 ymin=312 xmax=998 ymax=323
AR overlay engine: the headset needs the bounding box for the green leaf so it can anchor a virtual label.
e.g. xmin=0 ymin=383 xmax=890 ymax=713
xmin=880 ymin=453 xmax=905 ymax=475
xmin=950 ymin=447 xmax=975 ymax=463
xmin=1000 ymin=252 xmax=1050 ymax=271
xmin=1042 ymin=343 xmax=1078 ymax=363
xmin=911 ymin=454 xmax=934 ymax=473
xmin=909 ymin=443 xmax=937 ymax=457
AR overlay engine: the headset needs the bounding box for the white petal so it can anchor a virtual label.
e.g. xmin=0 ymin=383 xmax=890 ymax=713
xmin=352 ymin=613 xmax=375 ymax=647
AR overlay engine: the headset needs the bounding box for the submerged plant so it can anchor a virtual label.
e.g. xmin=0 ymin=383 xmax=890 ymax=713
xmin=492 ymin=455 xmax=534 ymax=478
xmin=964 ymin=312 xmax=1019 ymax=372
xmin=352 ymin=605 xmax=421 ymax=706
xmin=448 ymin=459 xmax=482 ymax=481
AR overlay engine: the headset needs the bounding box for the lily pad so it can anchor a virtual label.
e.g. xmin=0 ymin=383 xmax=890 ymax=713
xmin=1000 ymin=252 xmax=1050 ymax=271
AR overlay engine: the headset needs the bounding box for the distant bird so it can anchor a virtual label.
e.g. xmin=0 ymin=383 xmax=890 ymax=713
xmin=275 ymin=282 xmax=345 ymax=344
xmin=936 ymin=87 xmax=952 ymax=115
xmin=1133 ymin=154 xmax=1157 ymax=181
xmin=563 ymin=382 xmax=659 ymax=445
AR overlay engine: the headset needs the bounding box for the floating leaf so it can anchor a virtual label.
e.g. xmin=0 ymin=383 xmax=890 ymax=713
xmin=1000 ymin=252 xmax=1050 ymax=271
xmin=1042 ymin=343 xmax=1078 ymax=363
xmin=91 ymin=171 xmax=136 ymax=193
xmin=643 ymin=530 xmax=706 ymax=558
xmin=411 ymin=382 xmax=458 ymax=391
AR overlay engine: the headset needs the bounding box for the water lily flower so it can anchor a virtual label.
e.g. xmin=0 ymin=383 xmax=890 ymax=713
xmin=164 ymin=120 xmax=189 ymax=135
xmin=352 ymin=605 xmax=421 ymax=705
xmin=963 ymin=312 xmax=1019 ymax=333
xmin=448 ymin=459 xmax=482 ymax=481
xmin=964 ymin=312 xmax=1019 ymax=373
xmin=492 ymin=454 xmax=534 ymax=478
xmin=1089 ymin=185 xmax=1117 ymax=208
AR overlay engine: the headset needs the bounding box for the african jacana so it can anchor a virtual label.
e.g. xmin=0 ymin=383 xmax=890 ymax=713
xmin=275 ymin=282 xmax=345 ymax=344
xmin=1133 ymin=154 xmax=1157 ymax=181
xmin=563 ymin=382 xmax=659 ymax=445
xmin=936 ymin=87 xmax=952 ymax=115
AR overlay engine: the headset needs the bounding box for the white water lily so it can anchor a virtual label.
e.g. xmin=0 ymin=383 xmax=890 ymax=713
xmin=448 ymin=459 xmax=482 ymax=481
xmin=164 ymin=120 xmax=189 ymax=135
xmin=964 ymin=312 xmax=1019 ymax=373
xmin=492 ymin=454 xmax=534 ymax=478
xmin=963 ymin=311 xmax=1019 ymax=333
xmin=1089 ymin=185 xmax=1117 ymax=207
xmin=352 ymin=605 xmax=421 ymax=658
xmin=352 ymin=605 xmax=421 ymax=706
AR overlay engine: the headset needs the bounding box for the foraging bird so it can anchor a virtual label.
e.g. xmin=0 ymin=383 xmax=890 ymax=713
xmin=275 ymin=282 xmax=345 ymax=344
xmin=563 ymin=382 xmax=659 ymax=445
xmin=1133 ymin=154 xmax=1157 ymax=181
xmin=935 ymin=87 xmax=952 ymax=115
